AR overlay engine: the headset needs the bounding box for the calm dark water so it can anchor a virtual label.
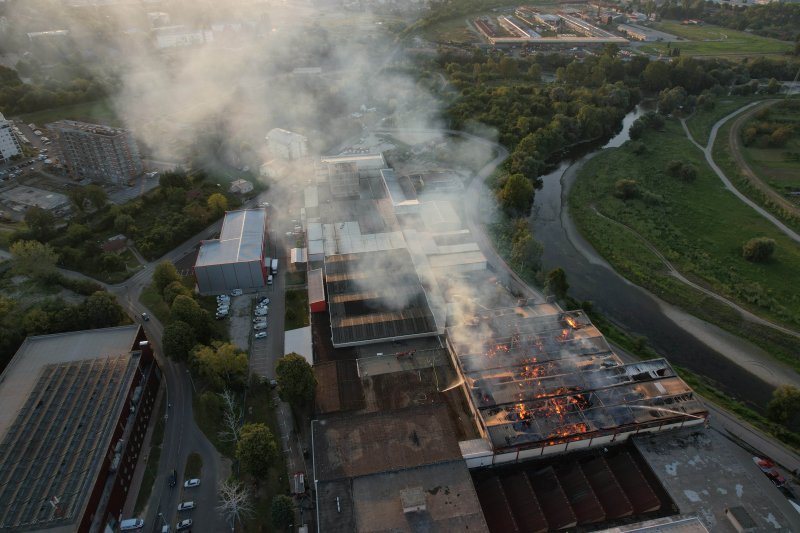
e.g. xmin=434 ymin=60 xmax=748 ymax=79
xmin=531 ymin=107 xmax=774 ymax=410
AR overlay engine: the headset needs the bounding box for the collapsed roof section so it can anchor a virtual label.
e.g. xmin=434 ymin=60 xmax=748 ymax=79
xmin=447 ymin=308 xmax=708 ymax=454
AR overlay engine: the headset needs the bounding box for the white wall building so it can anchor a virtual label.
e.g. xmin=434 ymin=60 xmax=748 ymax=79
xmin=266 ymin=128 xmax=308 ymax=160
xmin=0 ymin=113 xmax=21 ymax=164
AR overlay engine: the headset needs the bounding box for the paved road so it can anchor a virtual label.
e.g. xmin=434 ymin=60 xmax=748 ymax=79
xmin=106 ymin=222 xmax=228 ymax=532
xmin=682 ymin=103 xmax=800 ymax=244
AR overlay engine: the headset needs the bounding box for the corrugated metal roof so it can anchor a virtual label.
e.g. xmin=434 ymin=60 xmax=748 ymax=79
xmin=196 ymin=209 xmax=265 ymax=266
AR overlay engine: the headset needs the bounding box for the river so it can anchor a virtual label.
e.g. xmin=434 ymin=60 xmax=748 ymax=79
xmin=530 ymin=107 xmax=777 ymax=410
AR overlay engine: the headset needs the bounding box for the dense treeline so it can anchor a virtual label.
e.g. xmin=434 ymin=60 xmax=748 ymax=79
xmin=0 ymin=275 xmax=126 ymax=372
xmin=9 ymin=169 xmax=236 ymax=282
xmin=0 ymin=64 xmax=111 ymax=116
xmin=657 ymin=0 xmax=800 ymax=43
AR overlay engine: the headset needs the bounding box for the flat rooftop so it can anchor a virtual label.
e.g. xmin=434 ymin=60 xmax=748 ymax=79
xmin=634 ymin=428 xmax=800 ymax=532
xmin=1 ymin=185 xmax=69 ymax=211
xmin=0 ymin=325 xmax=142 ymax=531
xmin=313 ymin=403 xmax=462 ymax=482
xmin=325 ymin=249 xmax=438 ymax=346
xmin=447 ymin=308 xmax=707 ymax=451
xmin=351 ymin=461 xmax=489 ymax=532
xmin=195 ymin=208 xmax=266 ymax=266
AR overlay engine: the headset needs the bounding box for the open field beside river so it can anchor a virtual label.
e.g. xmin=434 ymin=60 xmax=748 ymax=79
xmin=641 ymin=21 xmax=793 ymax=58
xmin=570 ymin=119 xmax=800 ymax=368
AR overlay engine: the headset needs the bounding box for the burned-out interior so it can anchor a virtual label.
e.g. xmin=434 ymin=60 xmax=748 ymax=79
xmin=447 ymin=307 xmax=708 ymax=452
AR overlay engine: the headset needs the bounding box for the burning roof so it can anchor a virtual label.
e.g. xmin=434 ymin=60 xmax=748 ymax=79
xmin=446 ymin=308 xmax=707 ymax=453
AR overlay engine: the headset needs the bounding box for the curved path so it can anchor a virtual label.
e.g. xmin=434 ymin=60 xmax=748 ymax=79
xmin=681 ymin=103 xmax=800 ymax=244
xmin=590 ymin=205 xmax=800 ymax=340
xmin=728 ymin=100 xmax=800 ymax=220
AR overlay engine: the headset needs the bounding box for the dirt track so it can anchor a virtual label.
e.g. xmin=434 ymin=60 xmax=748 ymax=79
xmin=727 ymin=99 xmax=800 ymax=220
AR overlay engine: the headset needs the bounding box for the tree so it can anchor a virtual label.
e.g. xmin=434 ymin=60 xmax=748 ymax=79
xmin=10 ymin=240 xmax=58 ymax=279
xmin=275 ymin=353 xmax=316 ymax=408
xmin=217 ymin=480 xmax=254 ymax=531
xmin=510 ymin=221 xmax=542 ymax=272
xmin=767 ymin=385 xmax=800 ymax=425
xmin=77 ymin=291 xmax=125 ymax=328
xmin=497 ymin=173 xmax=534 ymax=216
xmin=24 ymin=207 xmax=56 ymax=240
xmin=271 ymin=495 xmax=295 ymax=530
xmin=642 ymin=60 xmax=671 ymax=92
xmin=163 ymin=280 xmax=191 ymax=305
xmin=153 ymin=261 xmax=182 ymax=293
xmin=191 ymin=342 xmax=249 ymax=390
xmin=544 ymin=268 xmax=570 ymax=300
xmin=207 ymin=193 xmax=228 ymax=212
xmin=742 ymin=237 xmax=776 ymax=262
xmin=679 ymin=163 xmax=697 ymax=182
xmin=114 ymin=213 xmax=135 ymax=233
xmin=162 ymin=320 xmax=196 ymax=361
xmin=236 ymin=423 xmax=278 ymax=478
xmin=218 ymin=389 xmax=243 ymax=444
xmin=613 ymin=179 xmax=639 ymax=200
xmin=84 ymin=185 xmax=108 ymax=211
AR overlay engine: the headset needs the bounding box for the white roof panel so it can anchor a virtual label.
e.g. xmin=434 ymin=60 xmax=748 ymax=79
xmin=196 ymin=209 xmax=266 ymax=266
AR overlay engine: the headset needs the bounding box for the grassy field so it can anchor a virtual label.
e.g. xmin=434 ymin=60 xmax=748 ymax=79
xmin=17 ymin=98 xmax=120 ymax=126
xmin=740 ymin=100 xmax=800 ymax=194
xmin=641 ymin=20 xmax=793 ymax=57
xmin=570 ymin=119 xmax=800 ymax=365
xmin=685 ymin=95 xmax=769 ymax=147
xmin=422 ymin=16 xmax=476 ymax=42
xmin=712 ymin=109 xmax=800 ymax=235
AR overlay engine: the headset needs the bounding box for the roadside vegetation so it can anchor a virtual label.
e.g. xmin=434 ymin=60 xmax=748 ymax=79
xmin=284 ymin=289 xmax=310 ymax=330
xmin=145 ymin=263 xmax=291 ymax=530
xmin=570 ymin=118 xmax=800 ymax=369
xmin=684 ymin=94 xmax=770 ymax=147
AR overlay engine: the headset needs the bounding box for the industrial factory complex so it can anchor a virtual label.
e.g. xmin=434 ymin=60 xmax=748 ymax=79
xmin=302 ymin=142 xmax=800 ymax=532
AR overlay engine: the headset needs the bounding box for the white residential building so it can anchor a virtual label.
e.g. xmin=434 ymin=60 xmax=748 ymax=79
xmin=0 ymin=113 xmax=21 ymax=164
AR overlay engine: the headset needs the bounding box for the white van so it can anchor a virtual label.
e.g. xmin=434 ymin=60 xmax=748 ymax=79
xmin=120 ymin=518 xmax=144 ymax=530
xmin=267 ymin=275 xmax=273 ymax=285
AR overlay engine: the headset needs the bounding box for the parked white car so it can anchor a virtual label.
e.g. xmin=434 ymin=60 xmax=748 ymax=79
xmin=230 ymin=289 xmax=243 ymax=296
xmin=254 ymin=332 xmax=268 ymax=339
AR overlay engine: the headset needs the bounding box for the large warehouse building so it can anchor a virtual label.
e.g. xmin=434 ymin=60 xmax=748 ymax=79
xmin=0 ymin=325 xmax=159 ymax=533
xmin=194 ymin=208 xmax=268 ymax=294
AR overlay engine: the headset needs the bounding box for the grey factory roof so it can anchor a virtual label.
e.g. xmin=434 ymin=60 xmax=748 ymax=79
xmin=0 ymin=325 xmax=142 ymax=531
xmin=312 ymin=404 xmax=461 ymax=482
xmin=351 ymin=461 xmax=489 ymax=532
xmin=195 ymin=209 xmax=266 ymax=267
xmin=1 ymin=185 xmax=69 ymax=211
xmin=634 ymin=428 xmax=800 ymax=532
xmin=324 ymin=249 xmax=438 ymax=346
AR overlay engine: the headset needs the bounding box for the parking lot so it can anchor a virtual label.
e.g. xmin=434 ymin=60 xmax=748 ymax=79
xmin=215 ymin=238 xmax=287 ymax=379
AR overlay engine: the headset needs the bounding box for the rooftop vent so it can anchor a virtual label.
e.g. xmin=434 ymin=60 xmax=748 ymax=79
xmin=725 ymin=506 xmax=757 ymax=532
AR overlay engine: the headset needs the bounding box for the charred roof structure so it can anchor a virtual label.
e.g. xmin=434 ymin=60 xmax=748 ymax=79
xmin=324 ymin=249 xmax=439 ymax=347
xmin=446 ymin=305 xmax=708 ymax=464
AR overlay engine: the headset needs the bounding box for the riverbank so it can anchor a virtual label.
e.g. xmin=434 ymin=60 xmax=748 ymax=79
xmin=559 ymin=149 xmax=800 ymax=390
